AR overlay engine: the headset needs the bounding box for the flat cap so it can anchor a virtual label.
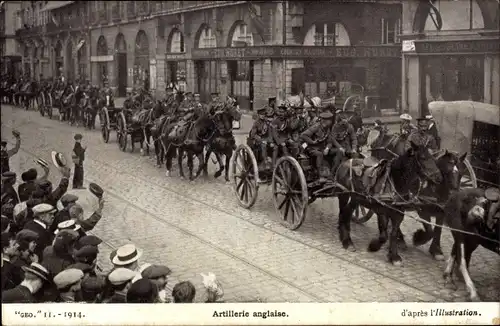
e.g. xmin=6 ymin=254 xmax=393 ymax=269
xmin=400 ymin=113 xmax=412 ymax=121
xmin=61 ymin=194 xmax=79 ymax=206
xmin=141 ymin=264 xmax=172 ymax=279
xmin=53 ymin=268 xmax=84 ymax=289
xmin=74 ymin=245 xmax=99 ymax=260
xmin=81 ymin=276 xmax=106 ymax=292
xmin=76 ymin=235 xmax=102 ymax=249
xmin=1 ymin=171 xmax=16 ymax=180
xmin=15 ymin=229 xmax=39 ymax=242
xmin=32 ymin=203 xmax=56 ymax=216
xmin=89 ymin=183 xmax=104 ymax=198
xmin=108 ymin=268 xmax=138 ymax=286
xmin=67 ymin=262 xmax=93 ymax=273
xmin=74 ymin=134 xmax=83 ymax=140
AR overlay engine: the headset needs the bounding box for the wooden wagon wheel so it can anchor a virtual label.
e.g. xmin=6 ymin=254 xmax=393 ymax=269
xmin=232 ymin=144 xmax=259 ymax=209
xmin=272 ymin=156 xmax=308 ymax=230
xmin=460 ymin=157 xmax=478 ymax=188
xmin=117 ymin=111 xmax=128 ymax=152
xmin=100 ymin=107 xmax=111 ymax=143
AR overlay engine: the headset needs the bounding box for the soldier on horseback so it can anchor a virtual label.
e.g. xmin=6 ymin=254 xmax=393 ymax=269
xmin=300 ymin=111 xmax=336 ymax=182
xmin=328 ymin=110 xmax=358 ymax=174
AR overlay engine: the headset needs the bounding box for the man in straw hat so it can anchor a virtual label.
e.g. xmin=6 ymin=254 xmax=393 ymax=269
xmin=1 ymin=129 xmax=21 ymax=173
xmin=2 ymin=262 xmax=51 ymax=303
xmin=72 ymin=134 xmax=86 ymax=189
xmin=300 ymin=111 xmax=336 ymax=182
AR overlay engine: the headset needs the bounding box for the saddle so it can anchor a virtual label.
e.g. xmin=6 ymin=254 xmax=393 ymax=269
xmin=168 ymin=120 xmax=192 ymax=142
xmin=348 ymin=157 xmax=390 ymax=194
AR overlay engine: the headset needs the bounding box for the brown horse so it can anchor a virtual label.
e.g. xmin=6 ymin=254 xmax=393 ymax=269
xmin=335 ymin=141 xmax=443 ymax=265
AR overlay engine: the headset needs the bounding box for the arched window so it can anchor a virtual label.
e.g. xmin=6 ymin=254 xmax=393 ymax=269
xmin=303 ymin=23 xmax=350 ymax=46
xmin=170 ymin=29 xmax=184 ymax=53
xmin=231 ymin=22 xmax=253 ymax=47
xmin=198 ymin=26 xmax=216 ymax=48
xmin=425 ymin=0 xmax=484 ymax=31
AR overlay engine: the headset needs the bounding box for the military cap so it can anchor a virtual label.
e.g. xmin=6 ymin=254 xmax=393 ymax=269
xmin=1 ymin=171 xmax=16 ymax=180
xmin=89 ymin=183 xmax=104 ymax=198
xmin=54 ymin=220 xmax=81 ymax=234
xmin=32 ymin=203 xmax=56 ymax=216
xmin=74 ymin=245 xmax=99 ymax=261
xmin=319 ymin=111 xmax=334 ymax=120
xmin=60 ymin=193 xmax=79 ymax=206
xmin=21 ymin=168 xmax=38 ymax=182
xmin=108 ymin=268 xmax=138 ymax=286
xmin=257 ymin=107 xmax=267 ymax=114
xmin=141 ymin=264 xmax=172 ymax=279
xmin=53 ymin=268 xmax=84 ymax=289
xmin=74 ymin=134 xmax=83 ymax=140
xmin=81 ymin=276 xmax=106 ymax=292
xmin=15 ymin=229 xmax=39 ymax=243
xmin=399 ymin=113 xmax=412 ymax=121
xmin=76 ymin=235 xmax=102 ymax=249
xmin=67 ymin=262 xmax=93 ymax=273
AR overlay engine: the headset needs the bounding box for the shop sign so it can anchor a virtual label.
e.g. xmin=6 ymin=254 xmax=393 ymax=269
xmin=191 ymin=45 xmax=401 ymax=60
xmin=415 ymin=39 xmax=500 ymax=54
xmin=165 ymin=53 xmax=186 ymax=61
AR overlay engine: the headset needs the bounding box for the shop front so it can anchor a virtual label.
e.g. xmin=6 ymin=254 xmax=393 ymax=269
xmin=165 ymin=53 xmax=187 ymax=93
xmin=193 ymin=25 xmax=218 ymax=103
xmin=414 ymin=39 xmax=500 ymax=113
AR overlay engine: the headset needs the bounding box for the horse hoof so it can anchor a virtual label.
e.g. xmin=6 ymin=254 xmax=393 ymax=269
xmin=165 ymin=171 xmax=171 ymax=177
xmin=433 ymin=254 xmax=445 ymax=261
xmin=392 ymin=260 xmax=403 ymax=267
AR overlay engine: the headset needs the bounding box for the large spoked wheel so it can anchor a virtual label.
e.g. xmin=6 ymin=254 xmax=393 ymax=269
xmin=352 ymin=205 xmax=376 ymax=224
xmin=100 ymin=107 xmax=111 ymax=143
xmin=232 ymin=144 xmax=259 ymax=209
xmin=461 ymin=157 xmax=478 ymax=188
xmin=117 ymin=112 xmax=128 ymax=152
xmin=272 ymin=156 xmax=308 ymax=230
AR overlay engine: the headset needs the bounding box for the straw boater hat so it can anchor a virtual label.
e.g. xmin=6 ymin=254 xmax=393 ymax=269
xmin=33 ymin=158 xmax=49 ymax=169
xmin=112 ymin=244 xmax=143 ymax=266
xmin=51 ymin=151 xmax=67 ymax=168
xmin=21 ymin=263 xmax=50 ymax=282
xmin=399 ymin=113 xmax=412 ymax=121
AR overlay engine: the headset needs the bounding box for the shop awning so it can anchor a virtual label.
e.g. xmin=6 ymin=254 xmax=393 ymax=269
xmin=41 ymin=1 xmax=75 ymax=12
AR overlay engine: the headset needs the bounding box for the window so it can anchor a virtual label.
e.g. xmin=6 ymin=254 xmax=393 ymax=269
xmin=231 ymin=23 xmax=253 ymax=46
xmin=199 ymin=27 xmax=216 ymax=48
xmin=229 ymin=61 xmax=250 ymax=98
xmin=171 ymin=30 xmax=184 ymax=53
xmin=425 ymin=0 xmax=484 ymax=31
xmin=304 ymin=23 xmax=350 ymax=46
xmin=381 ymin=18 xmax=401 ymax=44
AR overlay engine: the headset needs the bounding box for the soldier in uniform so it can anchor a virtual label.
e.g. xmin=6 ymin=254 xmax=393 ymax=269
xmin=327 ymin=110 xmax=358 ymax=174
xmin=270 ymin=103 xmax=292 ymax=166
xmin=407 ymin=116 xmax=438 ymax=151
xmin=1 ymin=130 xmax=21 ymax=173
xmin=426 ymin=114 xmax=440 ymax=149
xmin=299 ymin=111 xmax=336 ymax=182
xmin=399 ymin=113 xmax=416 ymax=135
xmin=248 ymin=107 xmax=272 ymax=169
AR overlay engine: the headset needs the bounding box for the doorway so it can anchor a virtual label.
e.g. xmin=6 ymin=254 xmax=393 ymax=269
xmin=228 ymin=60 xmax=254 ymax=110
xmin=117 ymin=53 xmax=127 ymax=97
xmin=195 ymin=60 xmax=218 ymax=103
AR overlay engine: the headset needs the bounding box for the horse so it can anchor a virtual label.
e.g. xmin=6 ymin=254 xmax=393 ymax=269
xmin=334 ymin=141 xmax=443 ymax=265
xmin=442 ymin=187 xmax=499 ymax=301
xmin=203 ymin=96 xmax=242 ymax=182
xmin=149 ymin=93 xmax=185 ymax=168
xmin=162 ymin=107 xmax=215 ymax=180
xmin=412 ymin=150 xmax=468 ymax=260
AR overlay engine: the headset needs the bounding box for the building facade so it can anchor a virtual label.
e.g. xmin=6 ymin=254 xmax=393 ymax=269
xmin=401 ymin=0 xmax=500 ymax=117
xmin=1 ymin=1 xmax=22 ymax=77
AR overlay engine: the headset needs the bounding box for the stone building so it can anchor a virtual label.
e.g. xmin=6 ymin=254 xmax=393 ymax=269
xmin=401 ymin=0 xmax=499 ymax=117
xmin=14 ymin=1 xmax=408 ymax=113
xmin=1 ymin=1 xmax=22 ymax=77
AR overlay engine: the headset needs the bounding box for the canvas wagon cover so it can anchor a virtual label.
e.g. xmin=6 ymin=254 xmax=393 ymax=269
xmin=428 ymin=101 xmax=500 ymax=154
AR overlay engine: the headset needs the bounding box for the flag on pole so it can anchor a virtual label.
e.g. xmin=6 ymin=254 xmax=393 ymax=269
xmin=248 ymin=2 xmax=266 ymax=44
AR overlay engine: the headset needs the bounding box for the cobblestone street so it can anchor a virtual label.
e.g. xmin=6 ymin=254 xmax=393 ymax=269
xmin=2 ymin=105 xmax=499 ymax=303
